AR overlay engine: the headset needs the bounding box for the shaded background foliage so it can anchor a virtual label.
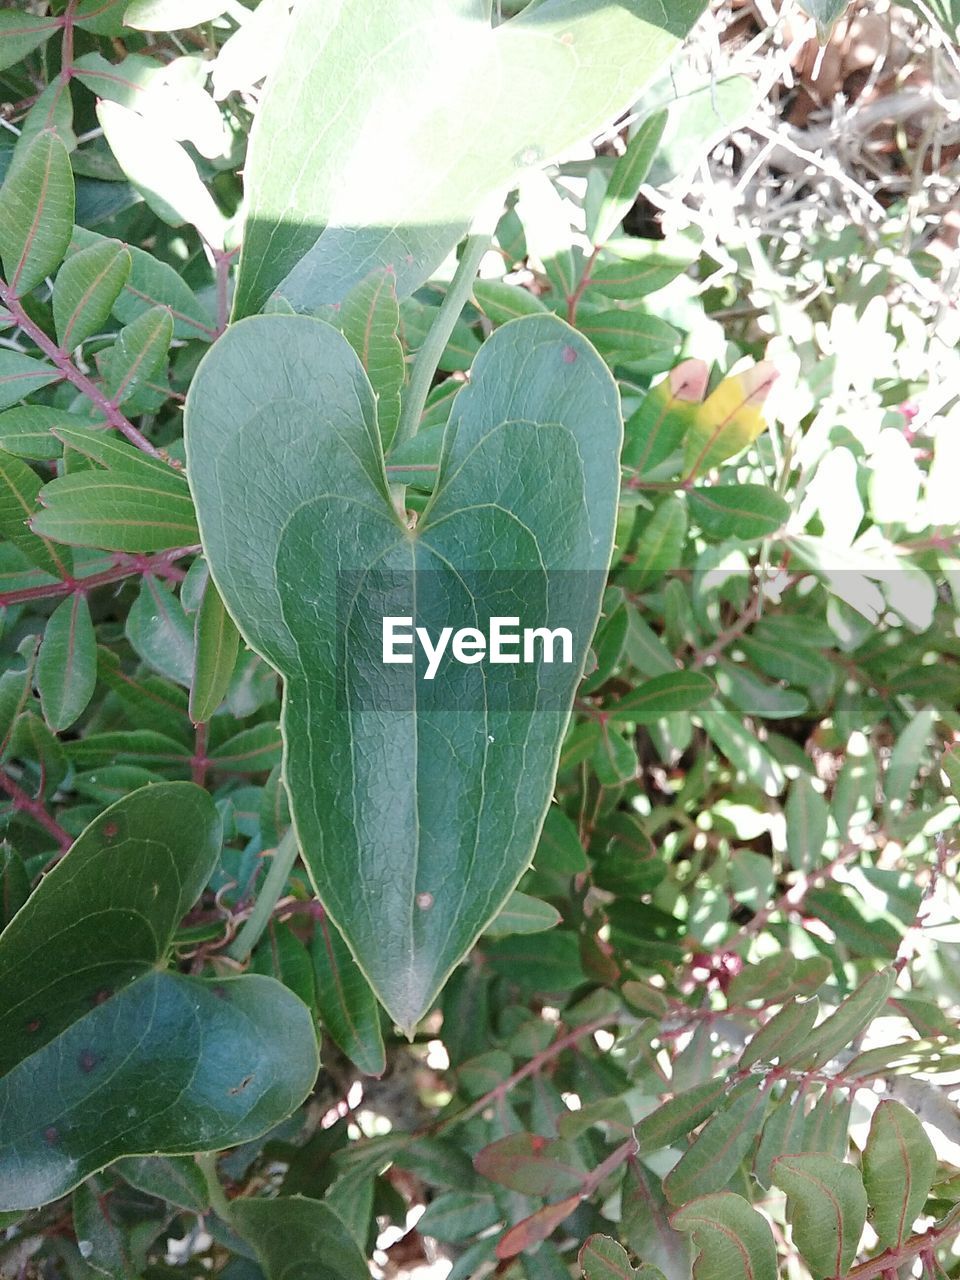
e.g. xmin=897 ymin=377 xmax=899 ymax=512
xmin=0 ymin=0 xmax=959 ymax=1277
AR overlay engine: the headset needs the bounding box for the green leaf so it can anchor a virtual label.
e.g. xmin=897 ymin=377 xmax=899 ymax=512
xmin=671 ymin=1192 xmax=777 ymax=1280
xmin=0 ymin=783 xmax=318 ymax=1210
xmin=474 ymin=1133 xmax=584 ymax=1197
xmin=662 ymin=1083 xmax=770 ymax=1205
xmin=36 ymin=594 xmax=97 ymax=731
xmin=102 ymin=304 xmax=173 ymax=406
xmin=627 ymin=496 xmax=687 ymax=590
xmin=576 ymin=310 xmax=680 ymax=363
xmin=885 ymin=705 xmax=936 ymax=817
xmin=687 ymin=485 xmax=789 ymax=541
xmin=579 ymin=1234 xmax=666 ymax=1279
xmin=234 ymin=0 xmax=706 ymax=314
xmin=862 ymin=1099 xmax=937 ymax=1250
xmin=633 ymin=1078 xmax=732 ymax=1154
xmin=785 ymin=775 xmax=829 ymax=872
xmin=72 ymin=1177 xmax=133 ymax=1279
xmin=232 ymin=1194 xmax=370 ymax=1280
xmin=482 ymin=890 xmax=561 ymax=937
xmin=714 ymin=661 xmax=808 ymax=720
xmin=74 ymin=0 xmax=128 ymax=34
xmin=738 ymin=999 xmax=820 ymax=1071
xmin=113 ymin=1155 xmax=209 ymax=1212
xmin=607 ymin=670 xmax=714 ymax=724
xmin=0 ymin=846 xmax=29 ymax=929
xmin=338 ymin=269 xmax=405 ymax=451
xmin=798 ymin=0 xmax=853 ymax=40
xmin=185 ymin=312 xmax=620 ymax=1032
xmin=417 ymin=1191 xmax=502 ymax=1243
xmin=787 ymin=969 xmax=895 ymax=1069
xmin=53 ymin=239 xmax=131 ymax=350
xmin=0 ymin=12 xmax=59 ymax=72
xmin=944 ymin=745 xmax=960 ymax=799
xmin=123 ymin=0 xmax=230 ymax=29
xmin=311 ymin=913 xmax=386 ymax=1078
xmin=591 ymin=110 xmax=668 ymax=246
xmin=190 ymin=573 xmax=241 ymax=723
xmin=0 ymin=130 xmax=75 ymax=296
xmin=585 ymin=257 xmax=686 ymax=301
xmin=125 ymin=576 xmax=195 ymax=685
xmin=698 ymin=703 xmax=784 ymax=797
xmin=0 ymin=351 xmax=61 ymax=412
xmin=96 ymin=101 xmax=226 ymax=249
xmin=772 ymin=1154 xmax=867 ymax=1280
xmin=0 ymin=407 xmax=78 ymax=460
xmin=70 ymin=227 xmax=215 ymax=341
xmin=473 ymin=280 xmax=549 ymax=325
xmin=0 ymin=450 xmax=71 ymax=579
xmin=34 ymin=467 xmax=198 ymax=552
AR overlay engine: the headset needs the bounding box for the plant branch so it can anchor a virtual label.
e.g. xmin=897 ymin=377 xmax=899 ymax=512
xmin=432 ymin=1012 xmax=620 ymax=1134
xmin=225 ymin=826 xmax=300 ymax=962
xmin=393 ymin=232 xmax=490 ymax=450
xmin=0 ymin=546 xmax=198 ymax=608
xmin=846 ymin=1210 xmax=960 ymax=1280
xmin=0 ymin=769 xmax=72 ymax=851
xmin=566 ymin=245 xmax=601 ymax=325
xmin=0 ymin=277 xmax=166 ymax=460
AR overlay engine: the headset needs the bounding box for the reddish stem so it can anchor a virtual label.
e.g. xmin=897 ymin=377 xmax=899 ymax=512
xmin=0 ymin=546 xmax=198 ymax=608
xmin=432 ymin=1012 xmax=619 ymax=1134
xmin=0 ymin=769 xmax=72 ymax=851
xmin=0 ymin=278 xmax=165 ymax=460
xmin=566 ymin=245 xmax=601 ymax=326
xmin=212 ymin=247 xmax=239 ymax=337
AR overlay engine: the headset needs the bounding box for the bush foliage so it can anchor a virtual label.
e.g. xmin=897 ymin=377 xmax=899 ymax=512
xmin=0 ymin=1 xmax=959 ymax=1278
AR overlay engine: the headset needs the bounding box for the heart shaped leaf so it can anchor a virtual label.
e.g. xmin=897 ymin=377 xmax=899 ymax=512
xmin=233 ymin=0 xmax=706 ymax=315
xmin=0 ymin=782 xmax=318 ymax=1210
xmin=185 ymin=313 xmax=621 ymax=1031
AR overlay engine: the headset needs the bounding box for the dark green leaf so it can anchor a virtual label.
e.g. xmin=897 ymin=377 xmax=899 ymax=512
xmin=232 ymin=1194 xmax=369 ymax=1280
xmin=102 ymin=305 xmax=173 ymax=406
xmin=36 ymin=593 xmax=97 ymax=731
xmin=591 ymin=109 xmax=669 ymax=244
xmin=53 ymin=240 xmax=131 ymax=350
xmin=607 ymin=670 xmax=714 ymax=724
xmin=0 ymin=131 xmax=75 ymax=295
xmin=311 ymin=913 xmax=386 ymax=1078
xmin=0 ymin=352 xmax=61 ymax=413
xmin=185 ymin=313 xmax=620 ymax=1032
xmin=190 ymin=574 xmax=241 ymax=723
xmin=687 ymin=485 xmax=789 ymax=540
xmin=0 ymin=783 xmax=318 ymax=1210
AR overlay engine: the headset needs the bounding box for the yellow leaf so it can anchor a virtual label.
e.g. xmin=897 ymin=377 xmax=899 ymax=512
xmin=683 ymin=361 xmax=778 ymax=478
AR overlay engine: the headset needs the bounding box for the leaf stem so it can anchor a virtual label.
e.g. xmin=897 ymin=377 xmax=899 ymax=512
xmin=0 ymin=768 xmax=72 ymax=851
xmin=196 ymin=1152 xmax=234 ymax=1223
xmin=431 ymin=1012 xmax=620 ymax=1134
xmin=226 ymin=826 xmax=300 ymax=962
xmin=0 ymin=277 xmax=166 ymax=460
xmin=0 ymin=546 xmax=198 ymax=608
xmin=392 ymin=232 xmax=490 ymax=451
